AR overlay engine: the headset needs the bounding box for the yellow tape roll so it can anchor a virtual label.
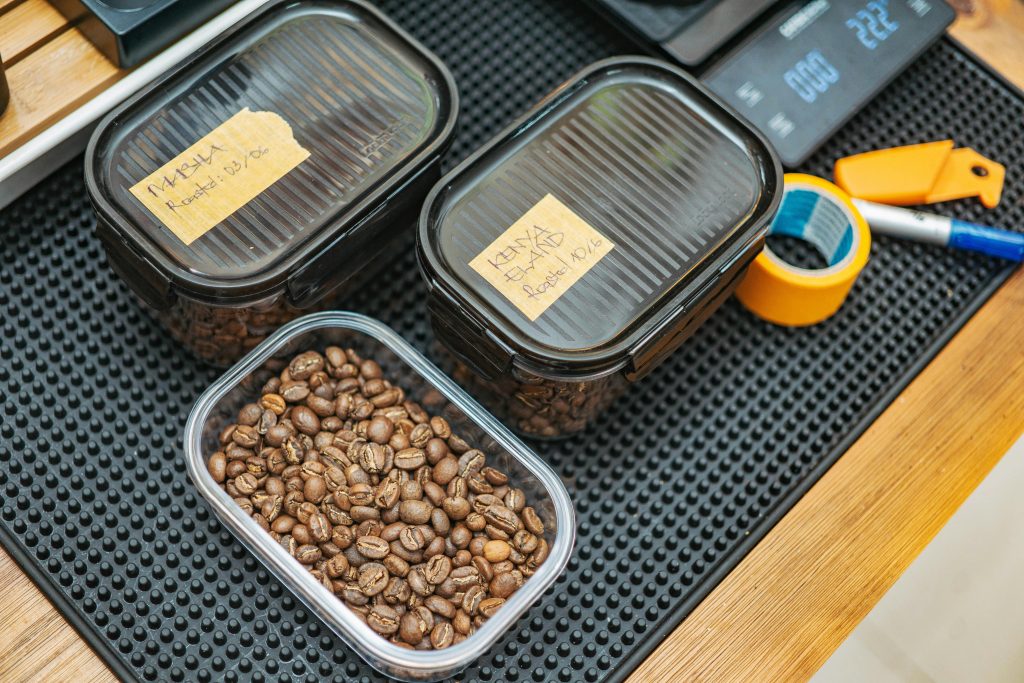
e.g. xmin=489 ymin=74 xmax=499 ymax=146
xmin=736 ymin=173 xmax=871 ymax=327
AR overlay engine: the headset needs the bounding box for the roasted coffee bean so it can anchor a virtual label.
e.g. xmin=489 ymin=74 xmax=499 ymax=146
xmin=423 ymin=535 xmax=446 ymax=559
xmin=453 ymin=549 xmax=472 ymax=568
xmin=423 ymin=481 xmax=445 ymax=507
xmin=233 ymin=424 xmax=260 ymax=448
xmin=489 ymin=571 xmax=519 ymax=599
xmin=405 ymin=567 xmax=432 ymax=597
xmin=399 ymin=526 xmax=426 ymax=552
xmin=457 ymin=450 xmax=485 ymax=477
xmin=504 ymin=488 xmax=526 ymax=513
xmin=442 ymin=496 xmax=470 ymax=521
xmin=325 ymin=554 xmax=350 ymax=578
xmin=462 ymin=585 xmax=485 ymax=615
xmin=366 ymin=416 xmax=394 ymax=444
xmin=483 ymin=504 xmax=521 ymax=534
xmin=472 ymin=555 xmax=494 ymax=583
xmin=423 ymin=437 xmax=448 ymax=465
xmin=447 ymin=476 xmax=468 ymax=500
xmin=483 ymin=539 xmax=511 ymax=563
xmin=465 ymin=471 xmax=493 ymax=494
xmin=289 ymin=351 xmax=324 ymax=381
xmin=296 ymin=544 xmax=321 ymax=565
xmin=399 ymin=611 xmax=426 ymax=645
xmin=234 ymin=472 xmax=258 ymax=495
xmin=307 ymin=394 xmax=335 ymax=418
xmin=367 ymin=604 xmax=400 ymax=636
xmin=383 ymin=554 xmax=410 ymax=578
xmin=465 ymin=512 xmax=486 ymax=532
xmin=512 ymin=530 xmax=539 ymax=554
xmin=433 ymin=456 xmax=459 ymax=485
xmin=394 ymin=448 xmax=426 ymax=470
xmin=409 ymin=423 xmax=433 ymax=449
xmin=478 ymin=597 xmax=505 ymax=618
xmin=424 ymin=554 xmax=452 ymax=585
xmin=260 ymin=393 xmax=286 ymax=415
xmin=264 ymin=476 xmax=285 ymax=497
xmin=208 ymin=452 xmax=227 ymax=483
xmin=303 ymin=476 xmax=327 ymax=504
xmin=429 ymin=416 xmax=451 ymax=439
xmin=372 ymin=478 xmax=399 ymax=509
xmin=383 ymin=576 xmax=412 ymax=605
xmin=355 ymin=535 xmax=390 ymax=560
xmin=271 ymin=514 xmax=296 ymax=534
xmin=399 ymin=499 xmax=432 ymax=525
xmin=400 ymin=480 xmax=423 ymax=502
xmin=430 ymin=621 xmax=454 ymax=649
xmin=522 ymin=507 xmax=544 ymax=536
xmin=358 ymin=563 xmax=389 ymax=596
xmin=468 ymin=536 xmax=487 ymax=557
xmin=331 ymin=525 xmax=354 ymax=549
xmin=430 ymin=507 xmax=451 ymax=536
xmin=261 ymin=495 xmax=283 ymax=523
xmin=449 ymin=565 xmax=480 ymax=590
xmin=309 ymin=513 xmax=331 ymax=543
xmin=452 ymin=610 xmax=471 ymax=636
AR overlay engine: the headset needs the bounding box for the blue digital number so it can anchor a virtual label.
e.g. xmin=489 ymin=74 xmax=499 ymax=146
xmin=784 ymin=50 xmax=840 ymax=103
xmin=846 ymin=0 xmax=900 ymax=50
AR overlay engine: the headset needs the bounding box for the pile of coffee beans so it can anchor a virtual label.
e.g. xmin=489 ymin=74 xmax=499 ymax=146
xmin=451 ymin=363 xmax=625 ymax=439
xmin=209 ymin=347 xmax=550 ymax=649
xmin=155 ymin=297 xmax=307 ymax=366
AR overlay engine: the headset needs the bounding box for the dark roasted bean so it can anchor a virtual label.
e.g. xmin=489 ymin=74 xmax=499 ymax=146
xmin=430 ymin=621 xmax=454 ymax=649
xmin=355 ymin=535 xmax=390 ymax=560
xmin=399 ymin=499 xmax=432 ymax=525
xmin=358 ymin=563 xmax=389 ymax=596
xmin=367 ymin=604 xmax=400 ymax=636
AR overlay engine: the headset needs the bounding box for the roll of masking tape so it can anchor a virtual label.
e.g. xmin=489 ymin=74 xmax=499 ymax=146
xmin=736 ymin=173 xmax=871 ymax=327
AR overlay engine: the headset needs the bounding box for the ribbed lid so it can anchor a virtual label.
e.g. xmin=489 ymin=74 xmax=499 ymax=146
xmin=419 ymin=58 xmax=780 ymax=371
xmin=87 ymin=0 xmax=456 ymax=302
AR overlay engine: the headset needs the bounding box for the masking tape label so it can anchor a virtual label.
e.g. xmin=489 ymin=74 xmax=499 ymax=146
xmin=469 ymin=193 xmax=614 ymax=321
xmin=129 ymin=108 xmax=310 ymax=245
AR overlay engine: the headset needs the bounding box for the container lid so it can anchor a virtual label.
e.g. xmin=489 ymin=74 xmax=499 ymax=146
xmin=87 ymin=0 xmax=457 ymax=305
xmin=418 ymin=57 xmax=780 ymax=376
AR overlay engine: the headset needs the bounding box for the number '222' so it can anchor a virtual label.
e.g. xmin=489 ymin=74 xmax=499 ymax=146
xmin=846 ymin=0 xmax=900 ymax=50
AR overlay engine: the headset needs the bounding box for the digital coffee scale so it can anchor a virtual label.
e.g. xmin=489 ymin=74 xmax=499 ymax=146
xmin=589 ymin=0 xmax=956 ymax=165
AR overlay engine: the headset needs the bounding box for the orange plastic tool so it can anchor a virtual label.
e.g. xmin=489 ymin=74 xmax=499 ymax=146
xmin=833 ymin=140 xmax=1005 ymax=208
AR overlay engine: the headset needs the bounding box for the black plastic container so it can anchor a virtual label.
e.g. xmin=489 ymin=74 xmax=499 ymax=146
xmin=86 ymin=0 xmax=458 ymax=365
xmin=418 ymin=57 xmax=781 ymax=438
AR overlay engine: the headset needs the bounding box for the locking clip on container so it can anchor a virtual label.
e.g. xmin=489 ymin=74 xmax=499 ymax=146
xmin=184 ymin=312 xmax=575 ymax=681
xmin=417 ymin=57 xmax=781 ymax=438
xmin=86 ymin=0 xmax=457 ymax=366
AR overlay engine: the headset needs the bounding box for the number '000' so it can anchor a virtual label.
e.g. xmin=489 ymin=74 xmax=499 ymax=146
xmin=783 ymin=50 xmax=840 ymax=104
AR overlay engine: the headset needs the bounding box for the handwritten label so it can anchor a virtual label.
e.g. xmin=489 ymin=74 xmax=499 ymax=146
xmin=129 ymin=108 xmax=310 ymax=245
xmin=468 ymin=194 xmax=614 ymax=321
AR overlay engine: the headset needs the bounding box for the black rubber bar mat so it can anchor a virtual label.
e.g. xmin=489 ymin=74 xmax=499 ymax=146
xmin=1 ymin=1 xmax=1022 ymax=682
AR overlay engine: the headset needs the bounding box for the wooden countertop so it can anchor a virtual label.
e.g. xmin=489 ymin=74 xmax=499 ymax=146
xmin=1 ymin=1 xmax=1023 ymax=681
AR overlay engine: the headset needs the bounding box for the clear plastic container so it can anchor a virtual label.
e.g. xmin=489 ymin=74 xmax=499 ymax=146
xmin=86 ymin=0 xmax=458 ymax=366
xmin=183 ymin=312 xmax=575 ymax=682
xmin=418 ymin=57 xmax=782 ymax=438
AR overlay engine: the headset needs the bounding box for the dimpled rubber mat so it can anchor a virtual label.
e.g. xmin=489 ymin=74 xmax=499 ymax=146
xmin=1 ymin=1 xmax=1023 ymax=681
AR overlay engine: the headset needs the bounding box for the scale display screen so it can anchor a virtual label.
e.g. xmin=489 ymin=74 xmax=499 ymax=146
xmin=704 ymin=0 xmax=955 ymax=165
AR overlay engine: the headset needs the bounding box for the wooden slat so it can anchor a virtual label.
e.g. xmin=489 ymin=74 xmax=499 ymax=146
xmin=0 ymin=549 xmax=114 ymax=683
xmin=949 ymin=0 xmax=1024 ymax=89
xmin=629 ymin=266 xmax=1024 ymax=682
xmin=0 ymin=0 xmax=27 ymax=16
xmin=0 ymin=0 xmax=70 ymax=66
xmin=0 ymin=27 xmax=122 ymax=157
